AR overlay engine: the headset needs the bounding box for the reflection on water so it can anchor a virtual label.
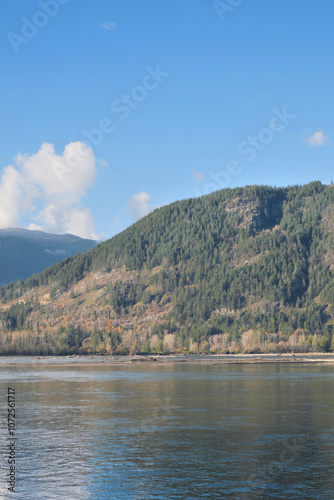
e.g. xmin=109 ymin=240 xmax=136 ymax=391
xmin=0 ymin=363 xmax=334 ymax=499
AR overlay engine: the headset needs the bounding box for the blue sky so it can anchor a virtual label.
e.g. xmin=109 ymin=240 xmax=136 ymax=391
xmin=0 ymin=0 xmax=333 ymax=239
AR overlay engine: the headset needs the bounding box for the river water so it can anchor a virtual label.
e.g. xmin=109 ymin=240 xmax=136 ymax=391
xmin=1 ymin=362 xmax=334 ymax=499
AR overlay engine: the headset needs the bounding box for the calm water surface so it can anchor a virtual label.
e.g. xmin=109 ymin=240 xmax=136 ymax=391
xmin=1 ymin=363 xmax=334 ymax=499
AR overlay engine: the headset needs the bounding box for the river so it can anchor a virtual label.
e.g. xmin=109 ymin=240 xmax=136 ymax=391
xmin=1 ymin=362 xmax=334 ymax=499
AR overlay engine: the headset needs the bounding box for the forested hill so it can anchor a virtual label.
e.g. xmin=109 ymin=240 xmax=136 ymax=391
xmin=1 ymin=181 xmax=334 ymax=355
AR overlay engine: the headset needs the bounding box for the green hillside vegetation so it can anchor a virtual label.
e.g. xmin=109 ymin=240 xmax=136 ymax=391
xmin=1 ymin=181 xmax=334 ymax=355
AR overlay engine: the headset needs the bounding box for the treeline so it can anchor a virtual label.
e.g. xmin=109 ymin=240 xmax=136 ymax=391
xmin=1 ymin=325 xmax=333 ymax=356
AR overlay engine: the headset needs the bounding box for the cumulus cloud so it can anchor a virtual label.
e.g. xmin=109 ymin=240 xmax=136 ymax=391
xmin=128 ymin=191 xmax=154 ymax=221
xmin=0 ymin=165 xmax=23 ymax=228
xmin=304 ymin=130 xmax=329 ymax=147
xmin=0 ymin=142 xmax=98 ymax=239
xmin=191 ymin=170 xmax=204 ymax=181
xmin=99 ymin=22 xmax=116 ymax=31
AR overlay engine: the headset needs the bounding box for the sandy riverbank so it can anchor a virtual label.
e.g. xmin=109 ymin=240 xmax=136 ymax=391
xmin=1 ymin=353 xmax=334 ymax=366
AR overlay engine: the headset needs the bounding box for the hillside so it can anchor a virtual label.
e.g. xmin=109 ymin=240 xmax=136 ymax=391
xmin=1 ymin=181 xmax=334 ymax=355
xmin=0 ymin=228 xmax=97 ymax=285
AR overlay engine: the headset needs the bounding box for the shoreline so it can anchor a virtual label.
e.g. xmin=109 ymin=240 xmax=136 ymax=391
xmin=1 ymin=353 xmax=334 ymax=366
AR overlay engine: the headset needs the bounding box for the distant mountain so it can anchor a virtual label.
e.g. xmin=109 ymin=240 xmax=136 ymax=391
xmin=0 ymin=228 xmax=97 ymax=285
xmin=1 ymin=181 xmax=334 ymax=356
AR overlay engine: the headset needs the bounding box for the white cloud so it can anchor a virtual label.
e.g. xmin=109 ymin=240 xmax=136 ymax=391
xmin=191 ymin=170 xmax=204 ymax=181
xmin=0 ymin=142 xmax=99 ymax=239
xmin=99 ymin=22 xmax=116 ymax=31
xmin=98 ymin=158 xmax=109 ymax=168
xmin=28 ymin=223 xmax=44 ymax=231
xmin=0 ymin=165 xmax=23 ymax=227
xmin=304 ymin=130 xmax=329 ymax=147
xmin=128 ymin=191 xmax=153 ymax=221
